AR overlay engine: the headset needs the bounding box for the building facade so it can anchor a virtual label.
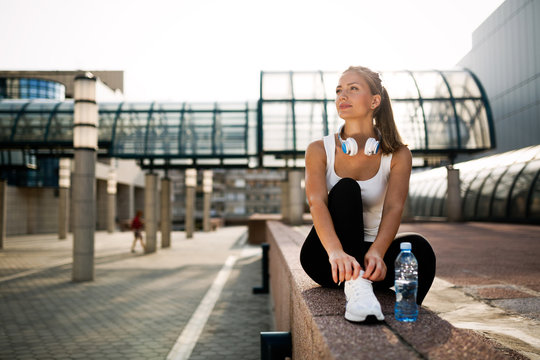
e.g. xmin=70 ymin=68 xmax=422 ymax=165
xmin=407 ymin=0 xmax=540 ymax=223
xmin=0 ymin=71 xmax=148 ymax=235
xmin=455 ymin=0 xmax=539 ymax=161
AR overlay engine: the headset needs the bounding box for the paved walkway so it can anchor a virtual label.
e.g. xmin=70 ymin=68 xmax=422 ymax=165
xmin=295 ymin=221 xmax=540 ymax=359
xmin=400 ymin=222 xmax=540 ymax=360
xmin=0 ymin=227 xmax=272 ymax=360
xmin=2 ymin=221 xmax=538 ymax=359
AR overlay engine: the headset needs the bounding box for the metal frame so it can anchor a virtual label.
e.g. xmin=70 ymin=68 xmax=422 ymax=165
xmin=258 ymin=69 xmax=495 ymax=167
xmin=0 ymin=69 xmax=495 ymax=170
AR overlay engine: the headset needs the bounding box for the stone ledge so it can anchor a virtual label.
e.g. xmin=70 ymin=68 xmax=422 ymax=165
xmin=266 ymin=220 xmax=524 ymax=360
xmin=247 ymin=213 xmax=312 ymax=244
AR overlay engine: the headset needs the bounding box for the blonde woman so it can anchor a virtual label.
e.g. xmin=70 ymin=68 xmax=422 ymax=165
xmin=300 ymin=66 xmax=436 ymax=322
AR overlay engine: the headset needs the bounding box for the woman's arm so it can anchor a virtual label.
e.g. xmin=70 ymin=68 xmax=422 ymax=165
xmin=305 ymin=140 xmax=362 ymax=284
xmin=363 ymin=145 xmax=413 ymax=281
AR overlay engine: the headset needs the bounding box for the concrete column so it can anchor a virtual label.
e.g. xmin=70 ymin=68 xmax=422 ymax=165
xmin=185 ymin=168 xmax=197 ymax=239
xmin=58 ymin=188 xmax=69 ymax=239
xmin=446 ymin=166 xmax=462 ymax=222
xmin=107 ymin=194 xmax=115 ymax=232
xmin=128 ymin=185 xmax=135 ymax=220
xmin=72 ymin=150 xmax=96 ymax=281
xmin=116 ymin=184 xmax=132 ymax=226
xmin=58 ymin=158 xmax=71 ymax=240
xmin=160 ymin=177 xmax=171 ymax=248
xmin=0 ymin=179 xmax=6 ymax=249
xmin=288 ymin=169 xmax=304 ymax=225
xmin=134 ymin=186 xmax=144 ymax=219
xmin=202 ymin=170 xmax=213 ymax=232
xmin=107 ymin=168 xmax=117 ymax=233
xmin=145 ymin=173 xmax=158 ymax=253
xmin=280 ymin=179 xmax=289 ymax=222
xmin=72 ymin=72 xmax=98 ymax=282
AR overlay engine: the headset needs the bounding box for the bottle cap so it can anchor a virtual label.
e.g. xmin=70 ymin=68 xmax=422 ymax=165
xmin=400 ymin=242 xmax=412 ymax=250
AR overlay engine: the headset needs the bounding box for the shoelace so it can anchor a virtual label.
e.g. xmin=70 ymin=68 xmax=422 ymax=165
xmin=346 ymin=277 xmax=375 ymax=301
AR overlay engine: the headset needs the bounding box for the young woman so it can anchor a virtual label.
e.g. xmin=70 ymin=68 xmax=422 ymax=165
xmin=300 ymin=66 xmax=436 ymax=322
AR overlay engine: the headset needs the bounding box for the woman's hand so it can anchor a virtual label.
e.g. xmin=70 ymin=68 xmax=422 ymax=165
xmin=363 ymin=248 xmax=387 ymax=282
xmin=328 ymin=249 xmax=362 ymax=284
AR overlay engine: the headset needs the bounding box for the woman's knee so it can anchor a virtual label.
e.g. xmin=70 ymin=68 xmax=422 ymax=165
xmin=328 ymin=178 xmax=362 ymax=211
xmin=330 ymin=177 xmax=360 ymax=195
xmin=394 ymin=234 xmax=436 ymax=265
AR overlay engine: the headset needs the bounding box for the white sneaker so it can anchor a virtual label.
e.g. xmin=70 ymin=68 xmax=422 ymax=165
xmin=344 ymin=270 xmax=385 ymax=322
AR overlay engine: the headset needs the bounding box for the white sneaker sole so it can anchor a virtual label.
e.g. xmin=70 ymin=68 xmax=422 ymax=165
xmin=345 ymin=310 xmax=385 ymax=322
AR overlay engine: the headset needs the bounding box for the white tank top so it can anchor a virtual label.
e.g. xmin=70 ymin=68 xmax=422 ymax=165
xmin=323 ymin=134 xmax=393 ymax=242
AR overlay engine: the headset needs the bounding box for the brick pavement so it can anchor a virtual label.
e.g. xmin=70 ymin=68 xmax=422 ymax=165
xmin=189 ymin=252 xmax=272 ymax=360
xmin=0 ymin=227 xmax=272 ymax=360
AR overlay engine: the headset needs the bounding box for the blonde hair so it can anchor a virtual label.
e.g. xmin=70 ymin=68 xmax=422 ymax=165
xmin=343 ymin=66 xmax=407 ymax=154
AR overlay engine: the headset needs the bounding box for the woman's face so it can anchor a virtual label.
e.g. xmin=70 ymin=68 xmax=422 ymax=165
xmin=335 ymin=71 xmax=376 ymax=119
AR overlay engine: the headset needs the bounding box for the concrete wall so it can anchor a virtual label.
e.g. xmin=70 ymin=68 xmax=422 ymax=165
xmin=117 ymin=183 xmax=133 ymax=221
xmin=4 ymin=158 xmax=147 ymax=236
xmin=456 ymin=0 xmax=540 ymax=162
xmin=6 ymin=186 xmax=58 ymax=235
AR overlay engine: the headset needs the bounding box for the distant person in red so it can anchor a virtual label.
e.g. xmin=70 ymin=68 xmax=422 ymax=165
xmin=130 ymin=210 xmax=146 ymax=253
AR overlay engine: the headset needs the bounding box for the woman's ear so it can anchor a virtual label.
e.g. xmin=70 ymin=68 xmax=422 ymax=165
xmin=371 ymin=94 xmax=381 ymax=109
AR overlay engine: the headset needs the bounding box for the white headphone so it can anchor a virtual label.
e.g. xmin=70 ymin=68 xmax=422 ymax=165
xmin=337 ymin=124 xmax=381 ymax=156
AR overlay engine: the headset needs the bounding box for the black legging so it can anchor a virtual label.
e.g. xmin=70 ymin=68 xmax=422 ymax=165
xmin=300 ymin=177 xmax=436 ymax=305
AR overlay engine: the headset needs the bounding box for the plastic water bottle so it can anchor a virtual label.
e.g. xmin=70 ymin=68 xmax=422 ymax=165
xmin=394 ymin=242 xmax=418 ymax=322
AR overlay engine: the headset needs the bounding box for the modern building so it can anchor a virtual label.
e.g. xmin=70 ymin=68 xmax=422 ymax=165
xmin=0 ymin=71 xmax=148 ymax=235
xmin=0 ymin=70 xmax=124 ymax=101
xmin=0 ymin=72 xmax=287 ymax=235
xmin=455 ymin=0 xmax=539 ymax=161
xmin=1 ymin=0 xmax=538 ymax=238
xmin=407 ymin=0 xmax=540 ymax=224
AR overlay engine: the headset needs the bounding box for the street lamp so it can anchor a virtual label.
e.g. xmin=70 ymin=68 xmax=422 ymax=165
xmin=73 ymin=73 xmax=98 ymax=150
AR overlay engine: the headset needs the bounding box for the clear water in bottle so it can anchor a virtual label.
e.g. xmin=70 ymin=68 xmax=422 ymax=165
xmin=394 ymin=242 xmax=418 ymax=322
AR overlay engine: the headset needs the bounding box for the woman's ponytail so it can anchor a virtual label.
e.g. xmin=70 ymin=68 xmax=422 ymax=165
xmin=374 ymin=86 xmax=405 ymax=154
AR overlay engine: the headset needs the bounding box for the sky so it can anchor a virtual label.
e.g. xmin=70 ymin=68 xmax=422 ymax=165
xmin=0 ymin=0 xmax=505 ymax=102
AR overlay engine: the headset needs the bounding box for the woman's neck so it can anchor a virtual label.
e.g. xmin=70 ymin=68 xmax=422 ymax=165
xmin=341 ymin=119 xmax=376 ymax=140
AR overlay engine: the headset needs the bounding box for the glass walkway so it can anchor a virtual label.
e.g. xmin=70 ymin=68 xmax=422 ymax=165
xmin=0 ymin=69 xmax=494 ymax=168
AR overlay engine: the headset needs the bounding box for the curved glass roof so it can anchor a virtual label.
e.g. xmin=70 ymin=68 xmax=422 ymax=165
xmin=409 ymin=145 xmax=540 ymax=223
xmin=0 ymin=68 xmax=495 ymax=168
xmin=0 ymin=100 xmax=258 ymax=167
xmin=260 ymin=69 xmax=495 ymax=160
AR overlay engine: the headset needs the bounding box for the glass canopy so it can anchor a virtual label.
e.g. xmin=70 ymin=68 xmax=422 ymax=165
xmin=0 ymin=68 xmax=495 ymax=168
xmin=260 ymin=69 xmax=495 ymax=162
xmin=408 ymin=145 xmax=540 ymax=223
xmin=0 ymin=100 xmax=258 ymax=168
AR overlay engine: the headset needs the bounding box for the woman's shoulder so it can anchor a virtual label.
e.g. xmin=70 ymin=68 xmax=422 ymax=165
xmin=389 ymin=144 xmax=412 ymax=169
xmin=305 ymin=138 xmax=328 ymax=167
xmin=306 ymin=138 xmax=326 ymax=155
